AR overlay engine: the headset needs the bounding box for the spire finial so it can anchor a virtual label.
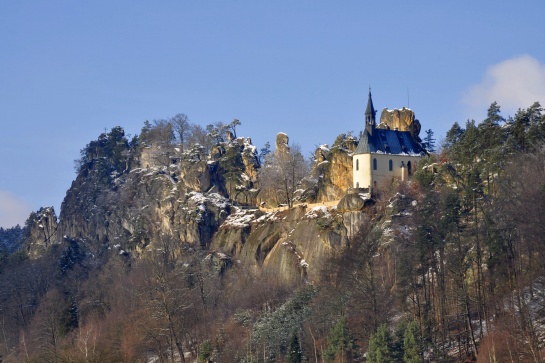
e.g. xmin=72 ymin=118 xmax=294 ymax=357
xmin=365 ymin=86 xmax=376 ymax=126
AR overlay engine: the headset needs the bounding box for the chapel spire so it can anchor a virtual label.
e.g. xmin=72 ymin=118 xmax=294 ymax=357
xmin=365 ymin=87 xmax=376 ymax=125
xmin=365 ymin=87 xmax=376 ymax=136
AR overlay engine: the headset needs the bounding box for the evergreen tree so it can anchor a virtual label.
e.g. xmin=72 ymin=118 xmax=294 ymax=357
xmin=198 ymin=340 xmax=212 ymax=362
xmin=228 ymin=118 xmax=242 ymax=138
xmin=403 ymin=320 xmax=422 ymax=363
xmin=525 ymin=102 xmax=545 ymax=148
xmin=423 ymin=129 xmax=436 ymax=153
xmin=259 ymin=141 xmax=271 ymax=165
xmin=287 ymin=332 xmax=302 ymax=363
xmin=324 ymin=316 xmax=353 ymax=362
xmin=0 ymin=224 xmax=25 ymax=254
xmin=206 ymin=122 xmax=228 ymax=144
xmin=252 ymin=287 xmax=316 ymax=361
xmin=443 ymin=122 xmax=464 ymax=152
xmin=508 ymin=107 xmax=533 ymax=152
xmin=368 ymin=324 xmax=393 ymax=363
xmin=478 ymin=102 xmax=506 ymax=195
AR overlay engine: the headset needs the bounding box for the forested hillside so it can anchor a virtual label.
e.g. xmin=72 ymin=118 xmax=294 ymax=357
xmin=1 ymin=103 xmax=545 ymax=362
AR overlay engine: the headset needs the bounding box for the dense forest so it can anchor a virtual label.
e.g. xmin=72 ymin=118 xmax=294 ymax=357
xmin=1 ymin=102 xmax=545 ymax=362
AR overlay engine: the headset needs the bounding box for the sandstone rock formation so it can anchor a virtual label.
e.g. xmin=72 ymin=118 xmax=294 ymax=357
xmin=22 ymin=126 xmax=420 ymax=284
xmin=211 ymin=205 xmax=345 ymax=282
xmin=337 ymin=192 xmax=372 ymax=213
xmin=378 ymin=107 xmax=422 ymax=141
xmin=26 ymin=207 xmax=58 ymax=258
xmin=302 ymin=134 xmax=357 ymax=203
xmin=57 ymin=127 xmax=259 ymax=257
xmin=275 ymin=132 xmax=290 ymax=156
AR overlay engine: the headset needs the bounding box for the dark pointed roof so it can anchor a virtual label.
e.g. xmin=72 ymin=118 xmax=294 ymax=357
xmin=355 ymin=128 xmax=425 ymax=156
xmin=365 ymin=89 xmax=376 ymax=120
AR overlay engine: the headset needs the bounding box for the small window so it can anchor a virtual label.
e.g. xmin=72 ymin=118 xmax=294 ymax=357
xmin=356 ymin=159 xmax=359 ymax=171
xmin=356 ymin=182 xmax=359 ymax=188
xmin=389 ymin=159 xmax=393 ymax=171
xmin=373 ymin=158 xmax=377 ymax=170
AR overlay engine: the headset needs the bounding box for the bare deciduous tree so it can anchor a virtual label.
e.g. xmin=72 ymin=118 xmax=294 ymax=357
xmin=171 ymin=113 xmax=190 ymax=152
xmin=258 ymin=143 xmax=309 ymax=208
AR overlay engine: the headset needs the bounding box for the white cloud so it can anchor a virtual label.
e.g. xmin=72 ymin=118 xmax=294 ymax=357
xmin=0 ymin=191 xmax=32 ymax=228
xmin=463 ymin=55 xmax=545 ymax=120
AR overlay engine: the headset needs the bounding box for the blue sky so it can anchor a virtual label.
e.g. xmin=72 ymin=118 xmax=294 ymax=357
xmin=1 ymin=1 xmax=545 ymax=228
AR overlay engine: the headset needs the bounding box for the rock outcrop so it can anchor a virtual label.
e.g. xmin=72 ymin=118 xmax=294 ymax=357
xmin=302 ymin=134 xmax=357 ymax=203
xmin=26 ymin=207 xmax=59 ymax=258
xmin=57 ymin=128 xmax=260 ymax=257
xmin=337 ymin=192 xmax=373 ymax=213
xmin=378 ymin=107 xmax=422 ymax=141
xmin=275 ymin=132 xmax=290 ymax=156
xmin=211 ymin=205 xmax=346 ymax=282
xmin=24 ymin=126 xmax=410 ymax=283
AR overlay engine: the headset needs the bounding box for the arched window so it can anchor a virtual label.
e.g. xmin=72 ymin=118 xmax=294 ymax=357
xmin=407 ymin=161 xmax=412 ymax=176
xmin=356 ymin=159 xmax=359 ymax=171
xmin=389 ymin=159 xmax=393 ymax=171
xmin=373 ymin=158 xmax=377 ymax=170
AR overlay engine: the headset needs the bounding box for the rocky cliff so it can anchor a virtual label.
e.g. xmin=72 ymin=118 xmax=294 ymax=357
xmin=58 ymin=129 xmax=256 ymax=257
xmin=25 ymin=207 xmax=59 ymax=258
xmin=24 ymin=127 xmax=408 ymax=281
xmin=302 ymin=133 xmax=357 ymax=203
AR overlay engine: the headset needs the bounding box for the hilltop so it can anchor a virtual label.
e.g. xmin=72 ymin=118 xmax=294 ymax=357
xmin=1 ymin=102 xmax=545 ymax=362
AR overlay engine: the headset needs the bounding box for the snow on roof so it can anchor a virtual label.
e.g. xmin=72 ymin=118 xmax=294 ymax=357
xmin=354 ymin=128 xmax=425 ymax=156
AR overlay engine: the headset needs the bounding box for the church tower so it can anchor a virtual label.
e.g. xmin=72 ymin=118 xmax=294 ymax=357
xmin=365 ymin=88 xmax=376 ymax=136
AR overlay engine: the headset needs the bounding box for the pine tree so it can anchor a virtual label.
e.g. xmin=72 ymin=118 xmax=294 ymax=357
xmin=287 ymin=332 xmax=302 ymax=363
xmin=423 ymin=129 xmax=436 ymax=153
xmin=368 ymin=324 xmax=393 ymax=363
xmin=198 ymin=340 xmax=212 ymax=362
xmin=259 ymin=141 xmax=271 ymax=165
xmin=478 ymin=102 xmax=506 ymax=195
xmin=324 ymin=317 xmax=353 ymax=362
xmin=403 ymin=320 xmax=422 ymax=363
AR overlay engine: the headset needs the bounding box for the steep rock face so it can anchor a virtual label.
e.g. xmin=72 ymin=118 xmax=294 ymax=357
xmin=304 ymin=134 xmax=356 ymax=203
xmin=57 ymin=130 xmax=261 ymax=256
xmin=59 ymin=160 xmax=232 ymax=255
xmin=33 ymin=127 xmax=401 ymax=283
xmin=25 ymin=207 xmax=59 ymax=258
xmin=211 ymin=205 xmax=346 ymax=282
xmin=241 ymin=138 xmax=259 ymax=181
xmin=178 ymin=145 xmax=211 ymax=192
xmin=342 ymin=211 xmax=370 ymax=240
xmin=211 ymin=138 xmax=259 ymax=205
xmin=316 ymin=147 xmax=353 ymax=201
